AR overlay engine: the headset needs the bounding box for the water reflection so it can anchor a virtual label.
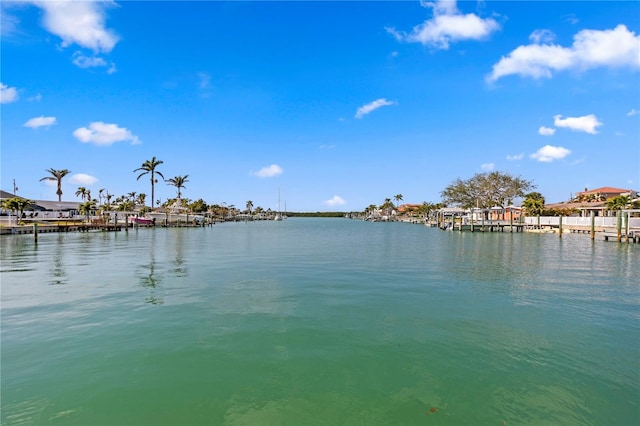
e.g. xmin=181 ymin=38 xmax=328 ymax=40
xmin=170 ymin=229 xmax=188 ymax=277
xmin=139 ymin=231 xmax=163 ymax=305
xmin=50 ymin=234 xmax=67 ymax=285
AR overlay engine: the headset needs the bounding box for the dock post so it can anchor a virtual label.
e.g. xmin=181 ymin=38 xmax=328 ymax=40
xmin=625 ymin=212 xmax=630 ymax=243
xmin=509 ymin=213 xmax=513 ymax=233
xmin=470 ymin=217 xmax=474 ymax=233
xmin=617 ymin=213 xmax=622 ymax=242
xmin=481 ymin=212 xmax=485 ymax=232
xmin=559 ymin=215 xmax=563 ymax=238
xmin=537 ymin=214 xmax=540 ymax=230
xmin=33 ymin=223 xmax=38 ymax=243
xmin=125 ymin=214 xmax=129 ymax=233
xmin=590 ymin=211 xmax=595 ymax=240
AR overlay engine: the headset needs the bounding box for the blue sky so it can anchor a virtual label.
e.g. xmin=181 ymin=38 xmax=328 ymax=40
xmin=2 ymin=1 xmax=639 ymax=212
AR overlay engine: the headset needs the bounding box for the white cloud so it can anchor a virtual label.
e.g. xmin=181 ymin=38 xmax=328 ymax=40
xmin=73 ymin=122 xmax=140 ymax=146
xmin=69 ymin=173 xmax=98 ymax=185
xmin=355 ymin=98 xmax=396 ymax=119
xmin=506 ymin=153 xmax=524 ymax=161
xmin=538 ymin=126 xmax=556 ymax=136
xmin=487 ymin=24 xmax=640 ymax=82
xmin=627 ymin=108 xmax=638 ymax=116
xmin=28 ymin=94 xmax=42 ymax=102
xmin=72 ymin=51 xmax=108 ymax=69
xmin=0 ymin=82 xmax=19 ymax=103
xmin=319 ymin=144 xmax=335 ymax=149
xmin=565 ymin=14 xmax=579 ymax=25
xmin=530 ymin=145 xmax=571 ymax=162
xmin=1 ymin=9 xmax=20 ymax=37
xmin=251 ymin=164 xmax=283 ymax=178
xmin=323 ymin=195 xmax=346 ymax=207
xmin=553 ymin=114 xmax=602 ymax=134
xmin=481 ymin=162 xmax=495 ymax=171
xmin=24 ymin=116 xmax=57 ymax=128
xmin=386 ymin=0 xmax=500 ymax=50
xmin=529 ymin=29 xmax=556 ymax=44
xmin=33 ymin=0 xmax=119 ymax=52
xmin=615 ymin=131 xmax=624 ymax=136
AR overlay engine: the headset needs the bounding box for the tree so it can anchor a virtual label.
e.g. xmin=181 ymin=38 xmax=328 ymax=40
xmin=190 ymin=199 xmax=208 ymax=213
xmin=40 ymin=168 xmax=71 ymax=202
xmin=79 ymin=200 xmax=97 ymax=221
xmin=166 ymin=175 xmax=189 ymax=199
xmin=522 ymin=192 xmax=545 ymax=216
xmin=606 ymin=195 xmax=631 ymax=214
xmin=2 ymin=197 xmax=33 ymax=220
xmin=75 ymin=187 xmax=88 ymax=201
xmin=98 ymin=188 xmax=106 ymax=205
xmin=394 ymin=193 xmax=403 ymax=209
xmin=136 ymin=193 xmax=147 ymax=208
xmin=441 ymin=171 xmax=535 ymax=209
xmin=246 ymin=200 xmax=253 ymax=215
xmin=134 ymin=157 xmax=164 ymax=209
xmin=104 ymin=192 xmax=113 ymax=211
xmin=417 ymin=201 xmax=436 ymax=218
xmin=380 ymin=198 xmax=395 ymax=217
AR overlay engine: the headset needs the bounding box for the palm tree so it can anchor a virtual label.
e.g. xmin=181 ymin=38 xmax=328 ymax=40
xmin=2 ymin=197 xmax=33 ymax=221
xmin=79 ymin=200 xmax=97 ymax=222
xmin=394 ymin=194 xmax=403 ymax=209
xmin=246 ymin=200 xmax=253 ymax=215
xmin=134 ymin=157 xmax=164 ymax=209
xmin=522 ymin=192 xmax=546 ymax=216
xmin=104 ymin=192 xmax=113 ymax=211
xmin=606 ymin=195 xmax=630 ymax=214
xmin=127 ymin=192 xmax=137 ymax=202
xmin=98 ymin=188 xmax=106 ymax=205
xmin=166 ymin=175 xmax=189 ymax=199
xmin=380 ymin=198 xmax=394 ymax=217
xmin=40 ymin=168 xmax=71 ymax=202
xmin=75 ymin=187 xmax=88 ymax=201
xmin=136 ymin=193 xmax=147 ymax=208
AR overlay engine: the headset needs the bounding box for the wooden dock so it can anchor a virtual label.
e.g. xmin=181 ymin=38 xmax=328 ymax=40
xmin=1 ymin=223 xmax=122 ymax=235
xmin=440 ymin=221 xmax=526 ymax=233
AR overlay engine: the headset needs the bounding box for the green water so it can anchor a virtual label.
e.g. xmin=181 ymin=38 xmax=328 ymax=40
xmin=1 ymin=219 xmax=638 ymax=425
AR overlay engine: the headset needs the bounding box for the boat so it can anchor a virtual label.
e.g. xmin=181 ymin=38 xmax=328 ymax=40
xmin=132 ymin=216 xmax=155 ymax=225
xmin=274 ymin=189 xmax=283 ymax=221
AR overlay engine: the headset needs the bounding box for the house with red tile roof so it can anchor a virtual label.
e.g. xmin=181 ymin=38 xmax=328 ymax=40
xmin=544 ymin=186 xmax=638 ymax=217
xmin=574 ymin=187 xmax=638 ymax=202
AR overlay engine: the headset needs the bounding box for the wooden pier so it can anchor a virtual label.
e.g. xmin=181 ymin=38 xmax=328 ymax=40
xmin=447 ymin=223 xmax=526 ymax=233
xmin=1 ymin=223 xmax=122 ymax=235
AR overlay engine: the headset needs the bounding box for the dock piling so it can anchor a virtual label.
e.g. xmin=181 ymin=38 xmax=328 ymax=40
xmin=559 ymin=215 xmax=563 ymax=238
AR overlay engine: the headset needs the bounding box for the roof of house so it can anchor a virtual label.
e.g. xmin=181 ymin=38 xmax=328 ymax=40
xmin=577 ymin=187 xmax=635 ymax=196
xmin=397 ymin=203 xmax=422 ymax=212
xmin=0 ymin=190 xmax=20 ymax=199
xmin=1 ymin=189 xmax=81 ymax=210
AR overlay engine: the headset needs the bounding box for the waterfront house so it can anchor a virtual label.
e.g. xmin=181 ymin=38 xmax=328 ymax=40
xmin=544 ymin=186 xmax=638 ymax=217
xmin=574 ymin=187 xmax=638 ymax=202
xmin=1 ymin=189 xmax=81 ymax=218
xmin=489 ymin=205 xmax=522 ymax=221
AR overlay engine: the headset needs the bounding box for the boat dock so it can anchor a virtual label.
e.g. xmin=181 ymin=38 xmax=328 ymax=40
xmin=1 ymin=222 xmax=123 ymax=235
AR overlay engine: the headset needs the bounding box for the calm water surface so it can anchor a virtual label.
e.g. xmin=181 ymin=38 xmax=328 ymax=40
xmin=1 ymin=219 xmax=638 ymax=425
